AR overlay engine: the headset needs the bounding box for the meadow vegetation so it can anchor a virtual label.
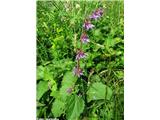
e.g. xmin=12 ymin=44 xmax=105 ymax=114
xmin=37 ymin=1 xmax=124 ymax=120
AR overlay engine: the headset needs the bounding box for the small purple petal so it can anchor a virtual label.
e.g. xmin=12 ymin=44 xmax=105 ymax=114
xmin=73 ymin=67 xmax=83 ymax=77
xmin=90 ymin=8 xmax=103 ymax=20
xmin=81 ymin=33 xmax=90 ymax=43
xmin=83 ymin=20 xmax=94 ymax=30
xmin=76 ymin=50 xmax=86 ymax=60
xmin=90 ymin=14 xmax=100 ymax=20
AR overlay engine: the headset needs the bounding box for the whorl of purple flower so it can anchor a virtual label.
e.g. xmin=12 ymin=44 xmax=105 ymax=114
xmin=90 ymin=8 xmax=103 ymax=20
xmin=76 ymin=50 xmax=86 ymax=60
xmin=81 ymin=33 xmax=90 ymax=43
xmin=83 ymin=20 xmax=94 ymax=30
xmin=73 ymin=67 xmax=83 ymax=77
xmin=66 ymin=88 xmax=72 ymax=94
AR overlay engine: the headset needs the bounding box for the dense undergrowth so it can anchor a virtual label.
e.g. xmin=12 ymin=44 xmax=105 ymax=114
xmin=37 ymin=1 xmax=124 ymax=120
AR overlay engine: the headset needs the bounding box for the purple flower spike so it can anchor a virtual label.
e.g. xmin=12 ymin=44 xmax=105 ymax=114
xmin=83 ymin=20 xmax=94 ymax=30
xmin=73 ymin=67 xmax=83 ymax=77
xmin=76 ymin=50 xmax=86 ymax=60
xmin=90 ymin=8 xmax=103 ymax=20
xmin=81 ymin=33 xmax=90 ymax=43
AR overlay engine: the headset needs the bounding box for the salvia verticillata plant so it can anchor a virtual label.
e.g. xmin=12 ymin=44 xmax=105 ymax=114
xmin=37 ymin=1 xmax=124 ymax=119
xmin=73 ymin=8 xmax=103 ymax=77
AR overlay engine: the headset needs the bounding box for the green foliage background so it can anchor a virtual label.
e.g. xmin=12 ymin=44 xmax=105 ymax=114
xmin=37 ymin=0 xmax=124 ymax=120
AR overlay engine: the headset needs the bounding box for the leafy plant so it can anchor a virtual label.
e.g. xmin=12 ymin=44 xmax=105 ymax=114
xmin=37 ymin=1 xmax=124 ymax=120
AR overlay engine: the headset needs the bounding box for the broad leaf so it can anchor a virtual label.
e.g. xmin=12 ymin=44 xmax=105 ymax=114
xmin=66 ymin=94 xmax=85 ymax=120
xmin=44 ymin=67 xmax=53 ymax=81
xmin=52 ymin=99 xmax=65 ymax=117
xmin=37 ymin=66 xmax=44 ymax=80
xmin=50 ymin=80 xmax=57 ymax=97
xmin=37 ymin=81 xmax=48 ymax=100
xmin=58 ymin=71 xmax=77 ymax=101
xmin=62 ymin=71 xmax=77 ymax=86
xmin=106 ymin=86 xmax=113 ymax=100
xmin=51 ymin=71 xmax=78 ymax=117
xmin=87 ymin=82 xmax=106 ymax=102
